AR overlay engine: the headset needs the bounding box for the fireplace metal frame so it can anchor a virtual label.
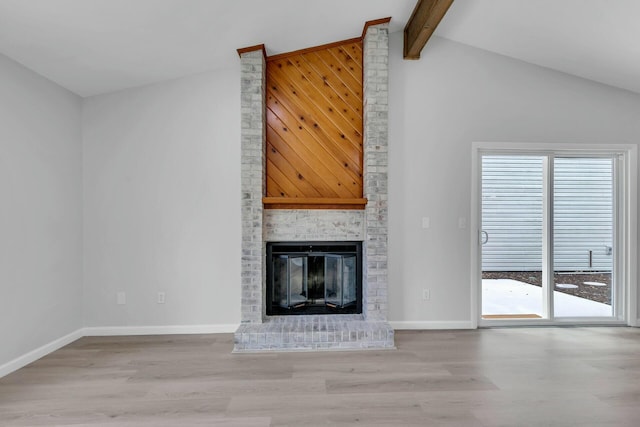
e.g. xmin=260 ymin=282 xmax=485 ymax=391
xmin=266 ymin=241 xmax=363 ymax=316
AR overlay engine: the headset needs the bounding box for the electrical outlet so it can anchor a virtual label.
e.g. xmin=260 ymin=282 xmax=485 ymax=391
xmin=458 ymin=217 xmax=467 ymax=229
xmin=422 ymin=217 xmax=430 ymax=229
xmin=157 ymin=292 xmax=166 ymax=304
xmin=422 ymin=289 xmax=431 ymax=301
xmin=117 ymin=292 xmax=126 ymax=305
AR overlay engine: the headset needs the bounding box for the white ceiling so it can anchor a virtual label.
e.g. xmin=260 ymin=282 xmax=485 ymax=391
xmin=1 ymin=0 xmax=639 ymax=97
xmin=436 ymin=0 xmax=640 ymax=95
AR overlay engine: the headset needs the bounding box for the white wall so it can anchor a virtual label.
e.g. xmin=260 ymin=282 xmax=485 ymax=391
xmin=79 ymin=34 xmax=640 ymax=332
xmin=0 ymin=54 xmax=82 ymax=367
xmin=82 ymin=68 xmax=241 ymax=329
xmin=387 ymin=34 xmax=640 ymax=325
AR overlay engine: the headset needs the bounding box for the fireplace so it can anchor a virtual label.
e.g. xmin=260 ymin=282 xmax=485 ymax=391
xmin=267 ymin=242 xmax=362 ymax=315
xmin=234 ymin=19 xmax=394 ymax=351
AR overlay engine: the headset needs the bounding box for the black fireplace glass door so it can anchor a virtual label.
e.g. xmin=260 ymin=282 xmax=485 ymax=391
xmin=288 ymin=256 xmax=308 ymax=308
xmin=324 ymin=255 xmax=341 ymax=307
xmin=267 ymin=241 xmax=362 ymax=315
xmin=272 ymin=256 xmax=287 ymax=308
xmin=342 ymin=254 xmax=357 ymax=306
xmin=273 ymin=255 xmax=308 ymax=309
xmin=324 ymin=254 xmax=357 ymax=308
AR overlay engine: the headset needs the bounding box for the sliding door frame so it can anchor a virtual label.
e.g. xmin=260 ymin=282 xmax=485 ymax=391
xmin=470 ymin=142 xmax=638 ymax=328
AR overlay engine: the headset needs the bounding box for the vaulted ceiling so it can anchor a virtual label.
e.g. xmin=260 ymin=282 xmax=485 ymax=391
xmin=1 ymin=0 xmax=639 ymax=97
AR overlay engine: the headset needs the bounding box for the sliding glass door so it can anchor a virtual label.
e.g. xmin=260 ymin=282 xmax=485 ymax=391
xmin=553 ymin=157 xmax=614 ymax=318
xmin=480 ymin=152 xmax=620 ymax=323
xmin=481 ymin=155 xmax=545 ymax=319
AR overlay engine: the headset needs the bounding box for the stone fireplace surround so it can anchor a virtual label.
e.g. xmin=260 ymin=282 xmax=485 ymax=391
xmin=234 ymin=20 xmax=394 ymax=351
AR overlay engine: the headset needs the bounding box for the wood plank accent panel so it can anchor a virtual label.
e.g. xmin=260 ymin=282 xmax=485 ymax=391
xmin=266 ymin=40 xmax=364 ymax=209
xmin=404 ymin=0 xmax=454 ymax=59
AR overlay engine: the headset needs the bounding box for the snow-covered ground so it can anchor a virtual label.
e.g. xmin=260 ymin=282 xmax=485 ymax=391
xmin=483 ymin=279 xmax=613 ymax=318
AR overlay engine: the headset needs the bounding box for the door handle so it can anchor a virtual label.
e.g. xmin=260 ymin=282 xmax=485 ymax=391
xmin=480 ymin=230 xmax=489 ymax=245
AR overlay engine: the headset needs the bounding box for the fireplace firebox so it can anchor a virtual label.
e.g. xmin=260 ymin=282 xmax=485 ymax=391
xmin=266 ymin=242 xmax=363 ymax=316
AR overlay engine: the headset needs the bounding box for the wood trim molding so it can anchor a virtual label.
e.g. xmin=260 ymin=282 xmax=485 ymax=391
xmin=263 ymin=197 xmax=367 ymax=210
xmin=403 ymin=0 xmax=454 ymax=60
xmin=237 ymin=44 xmax=267 ymax=58
xmin=361 ymin=17 xmax=392 ymax=39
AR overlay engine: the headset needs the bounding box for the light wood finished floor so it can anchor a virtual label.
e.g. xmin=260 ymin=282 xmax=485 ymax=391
xmin=2 ymin=327 xmax=640 ymax=426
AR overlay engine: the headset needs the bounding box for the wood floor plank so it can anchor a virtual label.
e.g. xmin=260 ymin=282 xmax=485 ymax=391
xmin=228 ymin=392 xmax=426 ymax=426
xmin=325 ymin=373 xmax=498 ymax=394
xmin=291 ymin=361 xmax=451 ymax=379
xmin=2 ymin=328 xmax=640 ymax=426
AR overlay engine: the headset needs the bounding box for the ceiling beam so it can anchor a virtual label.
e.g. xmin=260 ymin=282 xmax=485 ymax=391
xmin=404 ymin=0 xmax=454 ymax=60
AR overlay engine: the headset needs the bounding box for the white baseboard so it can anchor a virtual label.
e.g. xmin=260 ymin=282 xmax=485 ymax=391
xmin=389 ymin=321 xmax=476 ymax=330
xmin=0 ymin=329 xmax=84 ymax=378
xmin=83 ymin=324 xmax=239 ymax=336
xmin=0 ymin=324 xmax=240 ymax=379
